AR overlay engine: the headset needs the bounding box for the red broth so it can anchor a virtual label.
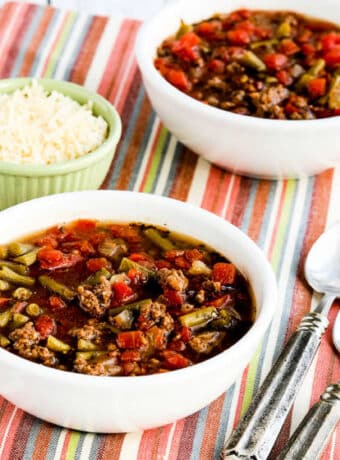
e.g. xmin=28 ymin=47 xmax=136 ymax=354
xmin=155 ymin=9 xmax=340 ymax=119
xmin=0 ymin=220 xmax=254 ymax=376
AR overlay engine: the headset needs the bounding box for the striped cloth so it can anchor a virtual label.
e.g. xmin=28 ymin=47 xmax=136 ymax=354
xmin=0 ymin=2 xmax=339 ymax=459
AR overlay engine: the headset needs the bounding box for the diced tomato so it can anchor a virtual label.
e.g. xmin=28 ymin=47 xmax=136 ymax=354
xmin=37 ymin=248 xmax=83 ymax=270
xmin=117 ymin=331 xmax=146 ymax=349
xmin=226 ymin=29 xmax=250 ymax=46
xmin=34 ymin=234 xmax=58 ymax=248
xmin=253 ymin=27 xmax=273 ymax=40
xmin=162 ymin=350 xmax=192 ymax=369
xmin=301 ymin=43 xmax=316 ymax=56
xmin=0 ymin=298 xmax=10 ymax=308
xmin=324 ymin=46 xmax=340 ymax=67
xmin=206 ymin=294 xmax=233 ymax=309
xmin=127 ymin=268 xmax=147 ymax=285
xmin=296 ymin=29 xmax=312 ymax=43
xmin=73 ymin=219 xmax=97 ymax=233
xmin=112 ymin=282 xmax=135 ymax=303
xmin=155 ymin=259 xmax=172 ymax=270
xmin=174 ymin=256 xmax=191 ymax=270
xmin=285 ymin=101 xmax=300 ymax=115
xmin=164 ymin=249 xmax=184 ymax=260
xmin=234 ymin=20 xmax=255 ymax=32
xmin=264 ymin=53 xmax=288 ymax=71
xmin=196 ymin=21 xmax=219 ymax=38
xmin=88 ymin=231 xmax=107 ymax=247
xmin=180 ymin=326 xmax=192 ymax=343
xmin=49 ymin=296 xmax=67 ymax=311
xmin=163 ymin=288 xmax=185 ymax=306
xmin=120 ymin=350 xmax=141 ymax=362
xmin=86 ymin=257 xmax=109 ymax=272
xmin=184 ymin=248 xmax=204 ymax=262
xmin=276 ymin=70 xmax=293 ymax=86
xmin=168 ymin=340 xmax=186 ymax=352
xmin=166 ymin=69 xmax=191 ymax=92
xmin=279 ymin=39 xmax=300 ymax=56
xmin=207 ymin=59 xmax=225 ymax=74
xmin=212 ymin=263 xmax=237 ymax=285
xmin=307 ymin=78 xmax=327 ymax=98
xmin=35 ymin=315 xmax=55 ymax=339
xmin=172 ymin=32 xmax=200 ymax=62
xmin=322 ymin=32 xmax=340 ymax=52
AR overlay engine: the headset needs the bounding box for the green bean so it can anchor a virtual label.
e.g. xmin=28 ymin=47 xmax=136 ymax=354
xmin=77 ymin=339 xmax=101 ymax=351
xmin=176 ymin=20 xmax=192 ymax=38
xmin=328 ymin=74 xmax=340 ymax=109
xmin=85 ymin=268 xmax=111 ymax=286
xmin=13 ymin=287 xmax=32 ymax=301
xmin=0 ymin=280 xmax=11 ymax=291
xmin=0 ymin=334 xmax=10 ymax=347
xmin=179 ymin=306 xmax=218 ymax=328
xmin=0 ymin=309 xmax=12 ymax=328
xmin=47 ymin=336 xmax=71 ymax=353
xmin=26 ymin=303 xmax=41 ymax=317
xmin=108 ymin=298 xmax=152 ymax=317
xmin=238 ymin=50 xmax=266 ymax=72
xmin=250 ymin=39 xmax=278 ymax=50
xmin=265 ymin=76 xmax=278 ymax=84
xmin=309 ymin=59 xmax=326 ymax=76
xmin=14 ymin=249 xmax=38 ymax=266
xmin=0 ymin=260 xmax=28 ymax=275
xmin=296 ymin=73 xmax=315 ymax=90
xmin=8 ymin=242 xmax=35 ymax=257
xmin=276 ymin=21 xmax=291 ymax=38
xmin=143 ymin=228 xmax=175 ymax=251
xmin=118 ymin=257 xmax=155 ymax=277
xmin=76 ymin=351 xmax=106 ymax=360
xmin=11 ymin=313 xmax=29 ymax=329
xmin=0 ymin=266 xmax=35 ymax=286
xmin=38 ymin=275 xmax=75 ymax=300
xmin=0 ymin=246 xmax=8 ymax=259
xmin=210 ymin=318 xmax=231 ymax=329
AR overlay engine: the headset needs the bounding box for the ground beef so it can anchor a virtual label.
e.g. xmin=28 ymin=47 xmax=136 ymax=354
xmin=78 ymin=276 xmax=112 ymax=318
xmin=74 ymin=352 xmax=122 ymax=376
xmin=68 ymin=318 xmax=105 ymax=344
xmin=158 ymin=268 xmax=188 ymax=291
xmin=189 ymin=331 xmax=226 ymax=355
xmin=137 ymin=301 xmax=174 ymax=332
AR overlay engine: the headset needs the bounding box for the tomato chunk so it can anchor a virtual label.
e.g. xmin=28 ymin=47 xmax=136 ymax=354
xmin=38 ymin=248 xmax=83 ymax=270
xmin=172 ymin=32 xmax=200 ymax=62
xmin=49 ymin=296 xmax=67 ymax=311
xmin=264 ymin=53 xmax=288 ymax=70
xmin=35 ymin=315 xmax=55 ymax=339
xmin=86 ymin=257 xmax=109 ymax=272
xmin=120 ymin=350 xmax=142 ymax=362
xmin=212 ymin=263 xmax=237 ymax=284
xmin=324 ymin=46 xmax=340 ymax=67
xmin=74 ymin=219 xmax=97 ymax=233
xmin=0 ymin=298 xmax=10 ymax=309
xmin=163 ymin=288 xmax=185 ymax=306
xmin=307 ymin=78 xmax=327 ymax=98
xmin=162 ymin=350 xmax=192 ymax=369
xmin=226 ymin=29 xmax=250 ymax=46
xmin=166 ymin=69 xmax=191 ymax=92
xmin=117 ymin=331 xmax=146 ymax=349
xmin=112 ymin=282 xmax=135 ymax=303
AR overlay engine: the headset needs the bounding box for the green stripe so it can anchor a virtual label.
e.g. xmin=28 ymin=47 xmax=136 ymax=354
xmin=43 ymin=12 xmax=76 ymax=78
xmin=141 ymin=127 xmax=168 ymax=193
xmin=240 ymin=180 xmax=296 ymax=414
xmin=65 ymin=432 xmax=81 ymax=460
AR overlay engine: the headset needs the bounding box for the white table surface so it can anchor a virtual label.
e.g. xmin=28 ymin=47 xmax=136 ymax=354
xmin=0 ymin=0 xmax=177 ymax=19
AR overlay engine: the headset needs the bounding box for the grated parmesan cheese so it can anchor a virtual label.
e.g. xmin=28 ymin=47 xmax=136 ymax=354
xmin=0 ymin=80 xmax=108 ymax=165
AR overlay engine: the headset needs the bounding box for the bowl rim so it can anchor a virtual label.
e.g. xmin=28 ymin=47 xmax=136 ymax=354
xmin=135 ymin=0 xmax=340 ymax=129
xmin=0 ymin=78 xmax=122 ymax=177
xmin=0 ymin=190 xmax=277 ymax=387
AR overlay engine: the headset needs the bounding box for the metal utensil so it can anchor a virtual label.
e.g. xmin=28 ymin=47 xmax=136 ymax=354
xmin=278 ymin=381 xmax=340 ymax=460
xmin=333 ymin=312 xmax=340 ymax=352
xmin=223 ymin=221 xmax=340 ymax=460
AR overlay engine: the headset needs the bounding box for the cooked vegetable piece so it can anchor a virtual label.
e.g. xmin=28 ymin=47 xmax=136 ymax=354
xmin=38 ymin=275 xmax=75 ymax=300
xmin=85 ymin=268 xmax=111 ymax=285
xmin=0 ymin=266 xmax=35 ymax=286
xmin=77 ymin=339 xmax=101 ymax=351
xmin=8 ymin=242 xmax=34 ymax=257
xmin=0 ymin=280 xmax=11 ymax=291
xmin=276 ymin=21 xmax=291 ymax=38
xmin=176 ymin=20 xmax=193 ymax=38
xmin=13 ymin=287 xmax=32 ymax=301
xmin=14 ymin=249 xmax=38 ymax=266
xmin=0 ymin=260 xmax=28 ymax=275
xmin=0 ymin=246 xmax=8 ymax=259
xmin=26 ymin=303 xmax=41 ymax=317
xmin=143 ymin=228 xmax=175 ymax=251
xmin=179 ymin=307 xmax=218 ymax=328
xmin=98 ymin=238 xmax=127 ymax=260
xmin=328 ymin=74 xmax=340 ymax=109
xmin=109 ymin=298 xmax=152 ymax=317
xmin=0 ymin=334 xmax=10 ymax=347
xmin=47 ymin=336 xmax=71 ymax=353
xmin=0 ymin=310 xmax=12 ymax=327
xmin=237 ymin=50 xmax=266 ymax=71
xmin=11 ymin=313 xmax=29 ymax=329
xmin=76 ymin=351 xmax=106 ymax=360
xmin=118 ymin=257 xmax=155 ymax=277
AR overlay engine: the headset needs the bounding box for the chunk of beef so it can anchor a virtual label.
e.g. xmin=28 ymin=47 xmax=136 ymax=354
xmin=69 ymin=318 xmax=105 ymax=344
xmin=158 ymin=268 xmax=188 ymax=291
xmin=251 ymin=84 xmax=289 ymax=115
xmin=78 ymin=276 xmax=112 ymax=318
xmin=9 ymin=322 xmax=57 ymax=366
xmin=73 ymin=351 xmax=121 ymax=376
xmin=189 ymin=331 xmax=226 ymax=354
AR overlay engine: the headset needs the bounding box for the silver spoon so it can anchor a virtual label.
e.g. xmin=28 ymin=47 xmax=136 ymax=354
xmin=223 ymin=221 xmax=340 ymax=460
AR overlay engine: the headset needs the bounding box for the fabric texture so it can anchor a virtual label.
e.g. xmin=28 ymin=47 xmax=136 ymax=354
xmin=0 ymin=2 xmax=339 ymax=459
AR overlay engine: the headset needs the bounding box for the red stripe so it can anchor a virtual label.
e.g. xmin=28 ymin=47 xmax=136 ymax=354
xmin=167 ymin=420 xmax=186 ymax=460
xmin=0 ymin=408 xmax=25 ymax=460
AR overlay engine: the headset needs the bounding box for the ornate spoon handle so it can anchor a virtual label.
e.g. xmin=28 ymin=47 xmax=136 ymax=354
xmin=277 ymin=382 xmax=340 ymax=460
xmin=223 ymin=311 xmax=330 ymax=460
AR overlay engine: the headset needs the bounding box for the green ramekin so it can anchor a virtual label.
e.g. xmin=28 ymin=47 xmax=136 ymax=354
xmin=0 ymin=78 xmax=122 ymax=209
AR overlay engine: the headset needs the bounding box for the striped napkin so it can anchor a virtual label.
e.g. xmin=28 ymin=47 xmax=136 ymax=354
xmin=0 ymin=2 xmax=339 ymax=459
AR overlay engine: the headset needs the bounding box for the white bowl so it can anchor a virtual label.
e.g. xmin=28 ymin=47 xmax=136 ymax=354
xmin=135 ymin=0 xmax=340 ymax=179
xmin=0 ymin=191 xmax=276 ymax=432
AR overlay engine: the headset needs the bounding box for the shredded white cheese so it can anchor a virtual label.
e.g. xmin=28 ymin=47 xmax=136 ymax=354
xmin=0 ymin=80 xmax=108 ymax=165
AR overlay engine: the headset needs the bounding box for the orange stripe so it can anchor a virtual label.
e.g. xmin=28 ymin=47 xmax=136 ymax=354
xmin=248 ymin=181 xmax=272 ymax=241
xmin=198 ymin=393 xmax=226 ymax=458
xmin=168 ymin=148 xmax=198 ymax=201
xmin=69 ymin=16 xmax=108 ymax=85
xmin=267 ymin=181 xmax=288 ymax=260
xmin=0 ymin=408 xmax=25 ymax=460
xmin=31 ymin=424 xmax=55 ymax=460
xmin=167 ymin=419 xmax=186 ymax=460
xmin=97 ymin=434 xmax=125 ymax=460
xmin=59 ymin=431 xmax=72 ymax=460
xmin=19 ymin=7 xmax=55 ymax=76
